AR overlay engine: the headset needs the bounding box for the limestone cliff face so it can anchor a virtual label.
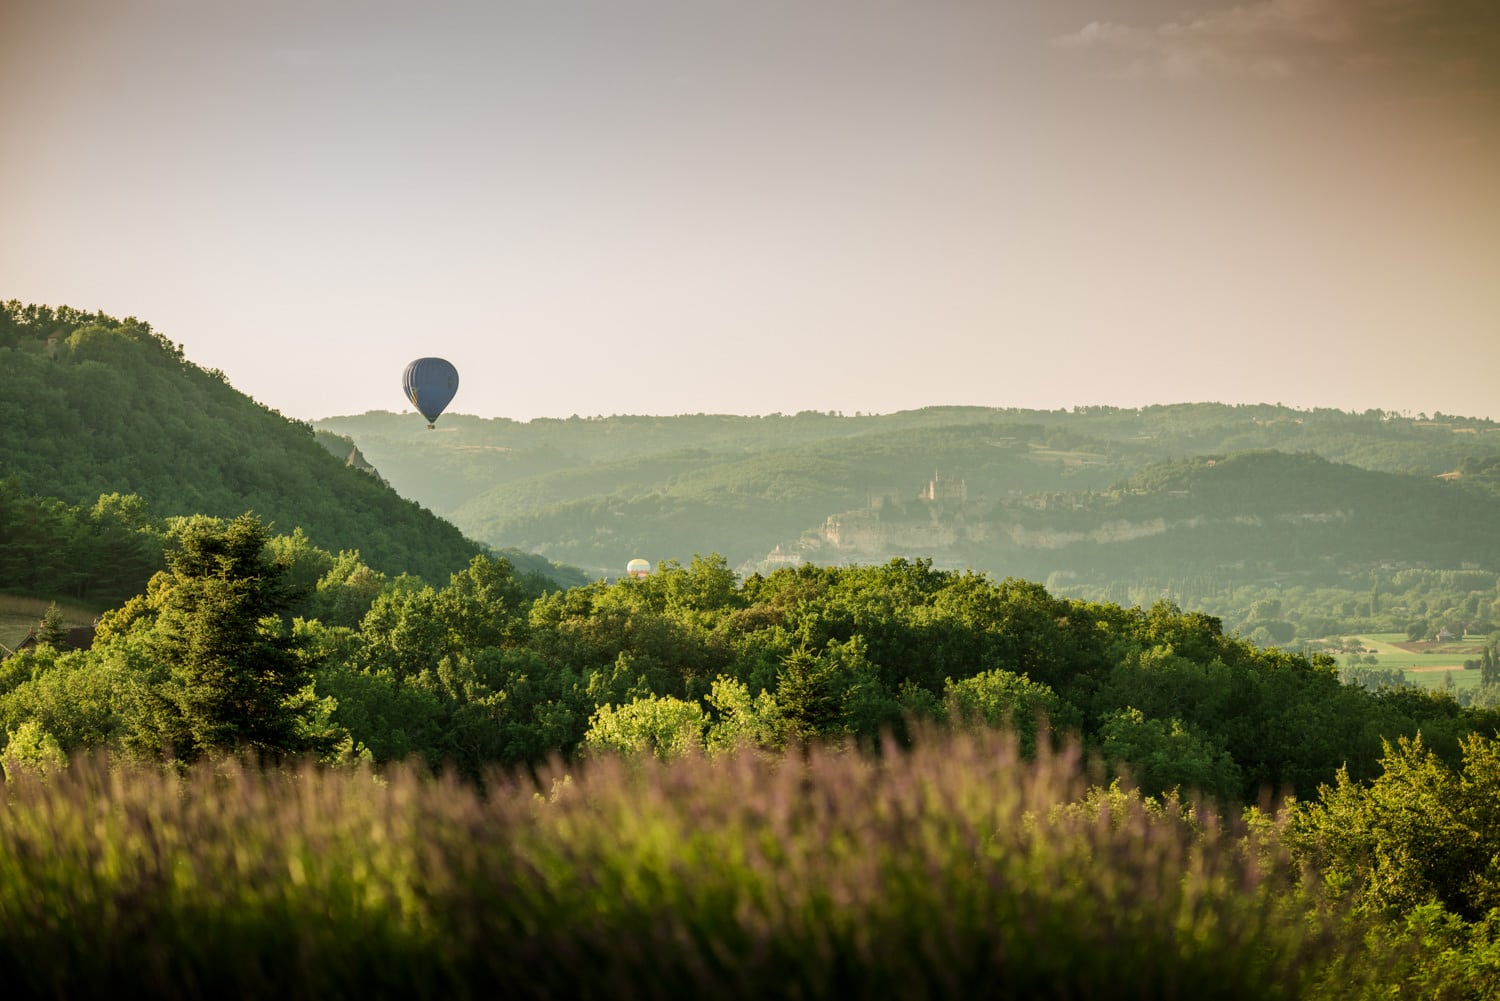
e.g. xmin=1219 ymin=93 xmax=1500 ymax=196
xmin=821 ymin=510 xmax=961 ymax=554
xmin=343 ymin=443 xmax=390 ymax=487
xmin=757 ymin=500 xmax=1361 ymax=580
xmin=314 ymin=430 xmax=390 ymax=487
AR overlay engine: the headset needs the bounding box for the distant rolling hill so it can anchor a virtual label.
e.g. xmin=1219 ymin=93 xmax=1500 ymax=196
xmin=317 ymin=404 xmax=1500 ymax=585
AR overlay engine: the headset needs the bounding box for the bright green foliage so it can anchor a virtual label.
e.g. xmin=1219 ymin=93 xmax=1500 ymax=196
xmin=309 ymin=550 xmax=388 ymax=628
xmin=1099 ymin=707 xmax=1243 ymax=804
xmin=527 ymin=573 xmax=733 ymax=703
xmin=0 ymin=719 xmax=68 ymax=779
xmin=1286 ymin=732 xmax=1500 ymax=996
xmin=355 ymin=579 xmax=451 ymax=680
xmin=431 ymin=555 xmax=529 ymax=651
xmin=702 ymin=675 xmax=782 ymax=752
xmin=1382 ymin=904 xmax=1500 ymax=1000
xmin=582 ymin=694 xmax=708 ymax=758
xmin=264 ymin=528 xmax=336 ymax=611
xmin=943 ymin=668 xmax=1076 ymax=756
xmin=8 ymin=547 xmax=1494 ymax=808
xmin=316 ymin=556 xmax=570 ymax=773
xmin=0 ymin=644 xmax=126 ymax=755
xmin=308 ymin=558 xmax=1500 ymax=798
xmin=1292 ymin=732 xmax=1500 ymax=922
xmin=356 ymin=557 xmax=527 ymax=676
xmin=1046 ymin=779 xmax=1199 ymax=841
xmin=648 ymin=553 xmax=741 ymax=619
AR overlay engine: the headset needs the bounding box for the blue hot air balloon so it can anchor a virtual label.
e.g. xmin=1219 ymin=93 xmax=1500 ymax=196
xmin=402 ymin=357 xmax=459 ymax=428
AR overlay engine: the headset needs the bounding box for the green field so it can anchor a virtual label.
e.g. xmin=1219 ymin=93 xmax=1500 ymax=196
xmin=1346 ymin=633 xmax=1487 ymax=693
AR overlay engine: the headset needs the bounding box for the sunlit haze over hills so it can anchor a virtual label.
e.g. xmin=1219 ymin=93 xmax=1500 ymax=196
xmin=4 ymin=0 xmax=1497 ymax=422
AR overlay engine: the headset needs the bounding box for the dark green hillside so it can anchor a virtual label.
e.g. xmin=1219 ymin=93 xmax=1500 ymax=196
xmin=0 ymin=302 xmax=480 ymax=583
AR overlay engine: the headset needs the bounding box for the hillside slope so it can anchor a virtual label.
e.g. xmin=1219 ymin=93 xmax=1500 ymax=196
xmin=0 ymin=302 xmax=481 ymax=583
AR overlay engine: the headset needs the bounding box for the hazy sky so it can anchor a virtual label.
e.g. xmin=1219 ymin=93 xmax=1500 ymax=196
xmin=5 ymin=0 xmax=1498 ymax=422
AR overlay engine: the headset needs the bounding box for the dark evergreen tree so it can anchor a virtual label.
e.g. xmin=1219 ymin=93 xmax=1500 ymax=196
xmin=37 ymin=603 xmax=70 ymax=650
xmin=775 ymin=647 xmax=841 ymax=743
xmin=128 ymin=514 xmax=322 ymax=762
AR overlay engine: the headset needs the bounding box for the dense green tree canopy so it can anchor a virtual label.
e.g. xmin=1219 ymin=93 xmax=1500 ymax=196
xmin=1292 ymin=732 xmax=1500 ymax=922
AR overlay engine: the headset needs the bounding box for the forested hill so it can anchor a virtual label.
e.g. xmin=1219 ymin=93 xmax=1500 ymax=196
xmin=0 ymin=302 xmax=481 ymax=583
xmin=1008 ymin=449 xmax=1500 ymax=582
xmin=317 ymin=404 xmax=1500 ymax=583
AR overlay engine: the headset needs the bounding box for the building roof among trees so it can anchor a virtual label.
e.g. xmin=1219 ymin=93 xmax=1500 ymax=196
xmin=0 ymin=624 xmax=96 ymax=660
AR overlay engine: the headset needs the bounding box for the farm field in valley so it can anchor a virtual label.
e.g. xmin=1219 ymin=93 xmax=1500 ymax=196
xmin=1346 ymin=633 xmax=1488 ymax=693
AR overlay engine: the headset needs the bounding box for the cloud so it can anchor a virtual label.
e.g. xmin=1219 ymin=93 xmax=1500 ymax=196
xmin=1057 ymin=0 xmax=1500 ymax=90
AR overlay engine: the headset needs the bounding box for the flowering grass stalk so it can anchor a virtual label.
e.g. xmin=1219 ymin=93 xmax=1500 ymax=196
xmin=0 ymin=731 xmax=1387 ymax=999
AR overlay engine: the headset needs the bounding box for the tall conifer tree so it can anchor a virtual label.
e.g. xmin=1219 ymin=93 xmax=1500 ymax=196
xmin=131 ymin=514 xmax=319 ymax=762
